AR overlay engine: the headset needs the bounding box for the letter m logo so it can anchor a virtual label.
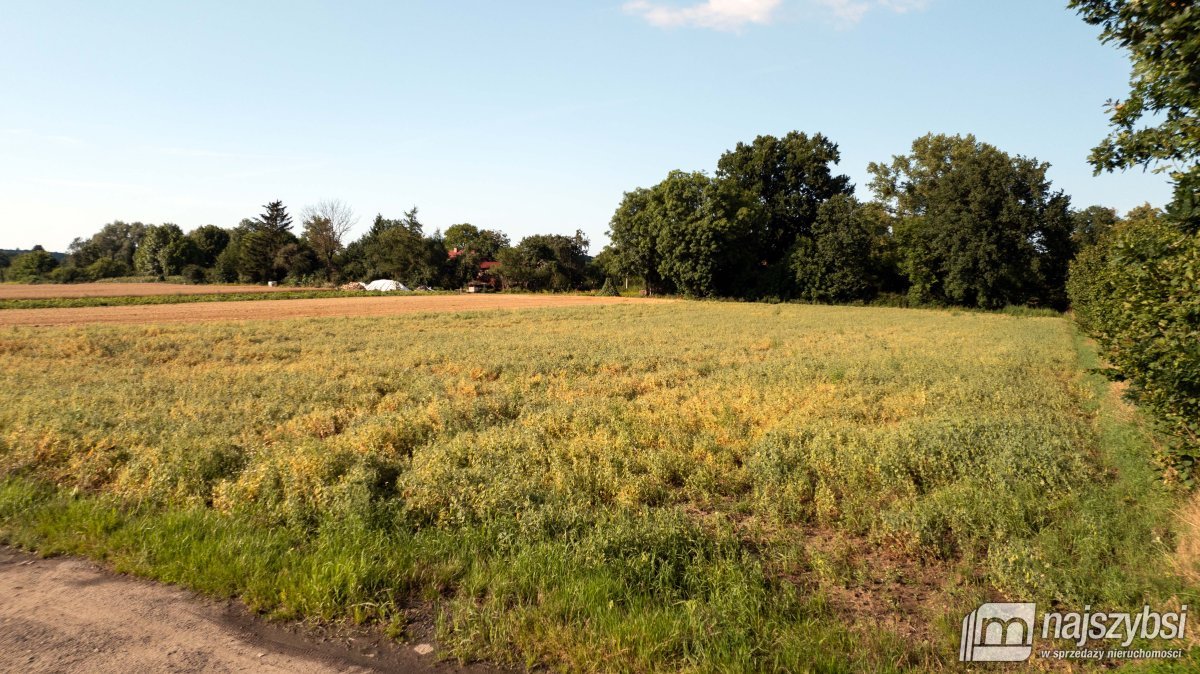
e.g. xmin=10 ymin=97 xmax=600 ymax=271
xmin=960 ymin=602 xmax=1036 ymax=662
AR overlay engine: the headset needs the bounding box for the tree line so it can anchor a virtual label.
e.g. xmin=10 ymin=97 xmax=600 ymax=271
xmin=1 ymin=132 xmax=1157 ymax=310
xmin=606 ymin=131 xmax=1092 ymax=310
xmin=5 ymin=200 xmax=599 ymax=292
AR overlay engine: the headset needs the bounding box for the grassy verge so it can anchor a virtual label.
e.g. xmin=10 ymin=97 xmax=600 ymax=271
xmin=0 ymin=303 xmax=1193 ymax=670
xmin=0 ymin=479 xmax=911 ymax=671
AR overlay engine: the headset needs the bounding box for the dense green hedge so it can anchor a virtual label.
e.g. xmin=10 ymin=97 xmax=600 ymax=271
xmin=1068 ymin=211 xmax=1200 ymax=484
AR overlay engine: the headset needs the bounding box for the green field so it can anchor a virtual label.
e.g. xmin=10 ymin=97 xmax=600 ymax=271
xmin=0 ymin=302 xmax=1192 ymax=671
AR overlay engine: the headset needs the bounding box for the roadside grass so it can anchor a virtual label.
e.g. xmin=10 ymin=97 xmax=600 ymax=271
xmin=0 ymin=302 xmax=1191 ymax=671
xmin=0 ymin=480 xmax=917 ymax=671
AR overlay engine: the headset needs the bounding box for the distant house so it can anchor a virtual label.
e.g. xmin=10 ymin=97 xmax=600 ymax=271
xmin=449 ymin=248 xmax=502 ymax=291
xmin=469 ymin=261 xmax=502 ymax=292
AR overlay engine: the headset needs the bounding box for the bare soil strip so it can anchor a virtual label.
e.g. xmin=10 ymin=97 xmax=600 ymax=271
xmin=0 ymin=283 xmax=305 ymax=300
xmin=0 ymin=295 xmax=647 ymax=327
xmin=0 ymin=547 xmax=500 ymax=674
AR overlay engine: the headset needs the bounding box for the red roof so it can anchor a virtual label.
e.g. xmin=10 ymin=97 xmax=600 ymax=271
xmin=480 ymin=261 xmax=500 ymax=270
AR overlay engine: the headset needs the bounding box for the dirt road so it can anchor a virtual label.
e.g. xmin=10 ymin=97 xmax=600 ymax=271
xmin=0 ymin=547 xmax=498 ymax=673
xmin=0 ymin=283 xmax=304 ymax=300
xmin=0 ymin=294 xmax=648 ymax=327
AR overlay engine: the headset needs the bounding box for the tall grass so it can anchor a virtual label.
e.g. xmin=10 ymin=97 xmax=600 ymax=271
xmin=0 ymin=302 xmax=1187 ymax=671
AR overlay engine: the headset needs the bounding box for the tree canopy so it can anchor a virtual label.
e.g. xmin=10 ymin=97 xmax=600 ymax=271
xmin=188 ymin=225 xmax=231 ymax=269
xmin=495 ymin=231 xmax=590 ymax=292
xmin=1070 ymin=0 xmax=1200 ymax=229
xmin=869 ymin=133 xmax=1074 ymax=308
xmin=444 ymin=223 xmax=511 ymax=287
xmin=1071 ymin=205 xmax=1122 ymax=250
xmin=609 ymin=133 xmax=858 ymax=299
xmin=716 ymin=131 xmax=853 ymax=266
xmin=133 ymin=224 xmax=191 ymax=280
xmin=301 ymin=199 xmax=357 ymax=279
xmin=67 ymin=221 xmax=146 ymax=269
xmin=608 ymin=187 xmax=669 ymax=295
xmin=790 ymin=196 xmax=891 ymax=303
xmin=343 ymin=208 xmax=447 ymax=285
xmin=7 ymin=248 xmax=59 ymax=282
xmin=651 ymin=171 xmax=760 ymax=298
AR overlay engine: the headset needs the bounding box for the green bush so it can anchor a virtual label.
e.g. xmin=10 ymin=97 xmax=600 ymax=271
xmin=1068 ymin=212 xmax=1200 ymax=483
xmin=49 ymin=265 xmax=94 ymax=284
xmin=181 ymin=264 xmax=208 ymax=285
xmin=85 ymin=258 xmax=132 ymax=279
xmin=212 ymin=246 xmax=241 ymax=283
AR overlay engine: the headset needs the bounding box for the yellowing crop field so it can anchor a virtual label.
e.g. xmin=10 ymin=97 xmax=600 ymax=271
xmin=0 ymin=302 xmax=1182 ymax=671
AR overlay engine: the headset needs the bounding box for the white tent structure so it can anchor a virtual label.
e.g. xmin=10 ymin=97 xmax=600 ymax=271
xmin=364 ymin=279 xmax=410 ymax=292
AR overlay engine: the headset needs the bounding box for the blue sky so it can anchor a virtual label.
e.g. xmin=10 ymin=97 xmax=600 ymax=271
xmin=0 ymin=0 xmax=1173 ymax=253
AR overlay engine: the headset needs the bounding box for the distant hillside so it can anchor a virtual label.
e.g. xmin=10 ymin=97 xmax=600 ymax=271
xmin=1 ymin=249 xmax=68 ymax=262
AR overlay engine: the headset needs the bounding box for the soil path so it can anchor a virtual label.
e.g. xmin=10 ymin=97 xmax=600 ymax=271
xmin=0 ymin=547 xmax=498 ymax=673
xmin=0 ymin=294 xmax=649 ymax=327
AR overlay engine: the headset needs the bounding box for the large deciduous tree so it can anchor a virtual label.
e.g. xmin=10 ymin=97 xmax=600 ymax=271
xmin=495 ymin=231 xmax=590 ymax=292
xmin=869 ymin=133 xmax=1074 ymax=309
xmin=187 ymin=225 xmax=231 ymax=268
xmin=7 ymin=248 xmax=58 ymax=282
xmin=650 ymin=171 xmax=760 ymax=298
xmin=790 ymin=195 xmax=890 ymax=303
xmin=67 ymin=221 xmax=146 ymax=269
xmin=608 ymin=187 xmax=670 ymax=295
xmin=716 ymin=131 xmax=854 ymax=269
xmin=134 ymin=223 xmax=193 ymax=279
xmin=1069 ymin=0 xmax=1200 ymax=230
xmin=444 ymin=223 xmax=509 ymax=259
xmin=1071 ymin=205 xmax=1121 ymax=250
xmin=608 ymin=132 xmax=855 ymax=299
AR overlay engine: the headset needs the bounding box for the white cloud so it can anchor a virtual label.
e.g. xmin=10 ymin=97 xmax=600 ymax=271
xmin=623 ymin=0 xmax=929 ymax=30
xmin=814 ymin=0 xmax=929 ymax=25
xmin=622 ymin=0 xmax=783 ymax=31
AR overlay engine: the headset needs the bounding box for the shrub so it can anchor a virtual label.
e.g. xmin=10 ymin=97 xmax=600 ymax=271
xmin=1068 ymin=212 xmax=1200 ymax=483
xmin=49 ymin=265 xmax=94 ymax=284
xmin=181 ymin=264 xmax=208 ymax=285
xmin=85 ymin=258 xmax=131 ymax=279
